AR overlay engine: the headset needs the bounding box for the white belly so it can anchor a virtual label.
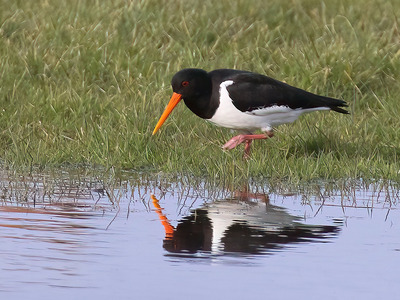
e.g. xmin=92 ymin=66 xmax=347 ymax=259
xmin=208 ymin=80 xmax=330 ymax=132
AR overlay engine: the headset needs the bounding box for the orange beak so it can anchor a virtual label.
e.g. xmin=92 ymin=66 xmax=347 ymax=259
xmin=152 ymin=92 xmax=182 ymax=135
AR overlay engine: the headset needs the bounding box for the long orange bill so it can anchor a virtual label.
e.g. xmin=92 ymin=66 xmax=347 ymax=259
xmin=152 ymin=92 xmax=182 ymax=135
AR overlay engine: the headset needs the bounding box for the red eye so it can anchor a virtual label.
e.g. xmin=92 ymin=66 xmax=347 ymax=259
xmin=182 ymin=81 xmax=189 ymax=87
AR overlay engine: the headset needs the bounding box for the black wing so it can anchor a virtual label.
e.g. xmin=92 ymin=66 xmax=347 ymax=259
xmin=226 ymin=72 xmax=348 ymax=114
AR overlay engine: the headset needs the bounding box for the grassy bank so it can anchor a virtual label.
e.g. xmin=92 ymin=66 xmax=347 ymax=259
xmin=0 ymin=0 xmax=399 ymax=181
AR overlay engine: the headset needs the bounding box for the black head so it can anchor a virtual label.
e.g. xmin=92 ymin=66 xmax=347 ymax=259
xmin=171 ymin=68 xmax=212 ymax=99
xmin=152 ymin=68 xmax=215 ymax=135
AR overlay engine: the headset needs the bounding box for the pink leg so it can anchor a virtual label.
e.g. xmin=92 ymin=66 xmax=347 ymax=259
xmin=244 ymin=139 xmax=253 ymax=159
xmin=222 ymin=132 xmax=274 ymax=151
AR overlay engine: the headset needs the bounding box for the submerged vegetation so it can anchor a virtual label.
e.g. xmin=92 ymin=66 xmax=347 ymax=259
xmin=0 ymin=0 xmax=399 ymax=181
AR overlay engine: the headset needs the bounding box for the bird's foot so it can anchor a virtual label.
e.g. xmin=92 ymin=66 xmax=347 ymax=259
xmin=222 ymin=132 xmax=274 ymax=158
xmin=222 ymin=134 xmax=250 ymax=150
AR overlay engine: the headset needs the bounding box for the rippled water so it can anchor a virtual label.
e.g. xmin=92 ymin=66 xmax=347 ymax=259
xmin=0 ymin=171 xmax=399 ymax=299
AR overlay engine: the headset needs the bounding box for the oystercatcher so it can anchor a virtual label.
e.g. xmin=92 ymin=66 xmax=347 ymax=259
xmin=152 ymin=68 xmax=348 ymax=157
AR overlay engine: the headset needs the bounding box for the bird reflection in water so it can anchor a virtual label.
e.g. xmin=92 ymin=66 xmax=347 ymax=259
xmin=151 ymin=190 xmax=341 ymax=256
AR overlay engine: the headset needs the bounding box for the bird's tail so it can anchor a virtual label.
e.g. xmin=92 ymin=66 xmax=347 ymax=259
xmin=315 ymin=95 xmax=349 ymax=114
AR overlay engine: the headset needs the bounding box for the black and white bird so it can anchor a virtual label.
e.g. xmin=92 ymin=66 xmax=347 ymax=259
xmin=152 ymin=68 xmax=349 ymax=157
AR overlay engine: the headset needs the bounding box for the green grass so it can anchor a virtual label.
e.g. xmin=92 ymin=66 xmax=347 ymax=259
xmin=0 ymin=0 xmax=399 ymax=182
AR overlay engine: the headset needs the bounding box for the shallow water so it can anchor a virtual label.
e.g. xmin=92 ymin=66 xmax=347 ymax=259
xmin=0 ymin=171 xmax=399 ymax=299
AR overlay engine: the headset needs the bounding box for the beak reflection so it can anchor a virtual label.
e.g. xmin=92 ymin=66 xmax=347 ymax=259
xmin=151 ymin=190 xmax=341 ymax=256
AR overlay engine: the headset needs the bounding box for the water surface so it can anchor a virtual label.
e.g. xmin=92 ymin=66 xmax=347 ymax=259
xmin=0 ymin=171 xmax=398 ymax=299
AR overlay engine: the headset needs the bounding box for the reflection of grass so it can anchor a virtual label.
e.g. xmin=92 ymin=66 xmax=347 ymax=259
xmin=0 ymin=168 xmax=398 ymax=214
xmin=0 ymin=0 xmax=399 ymax=181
